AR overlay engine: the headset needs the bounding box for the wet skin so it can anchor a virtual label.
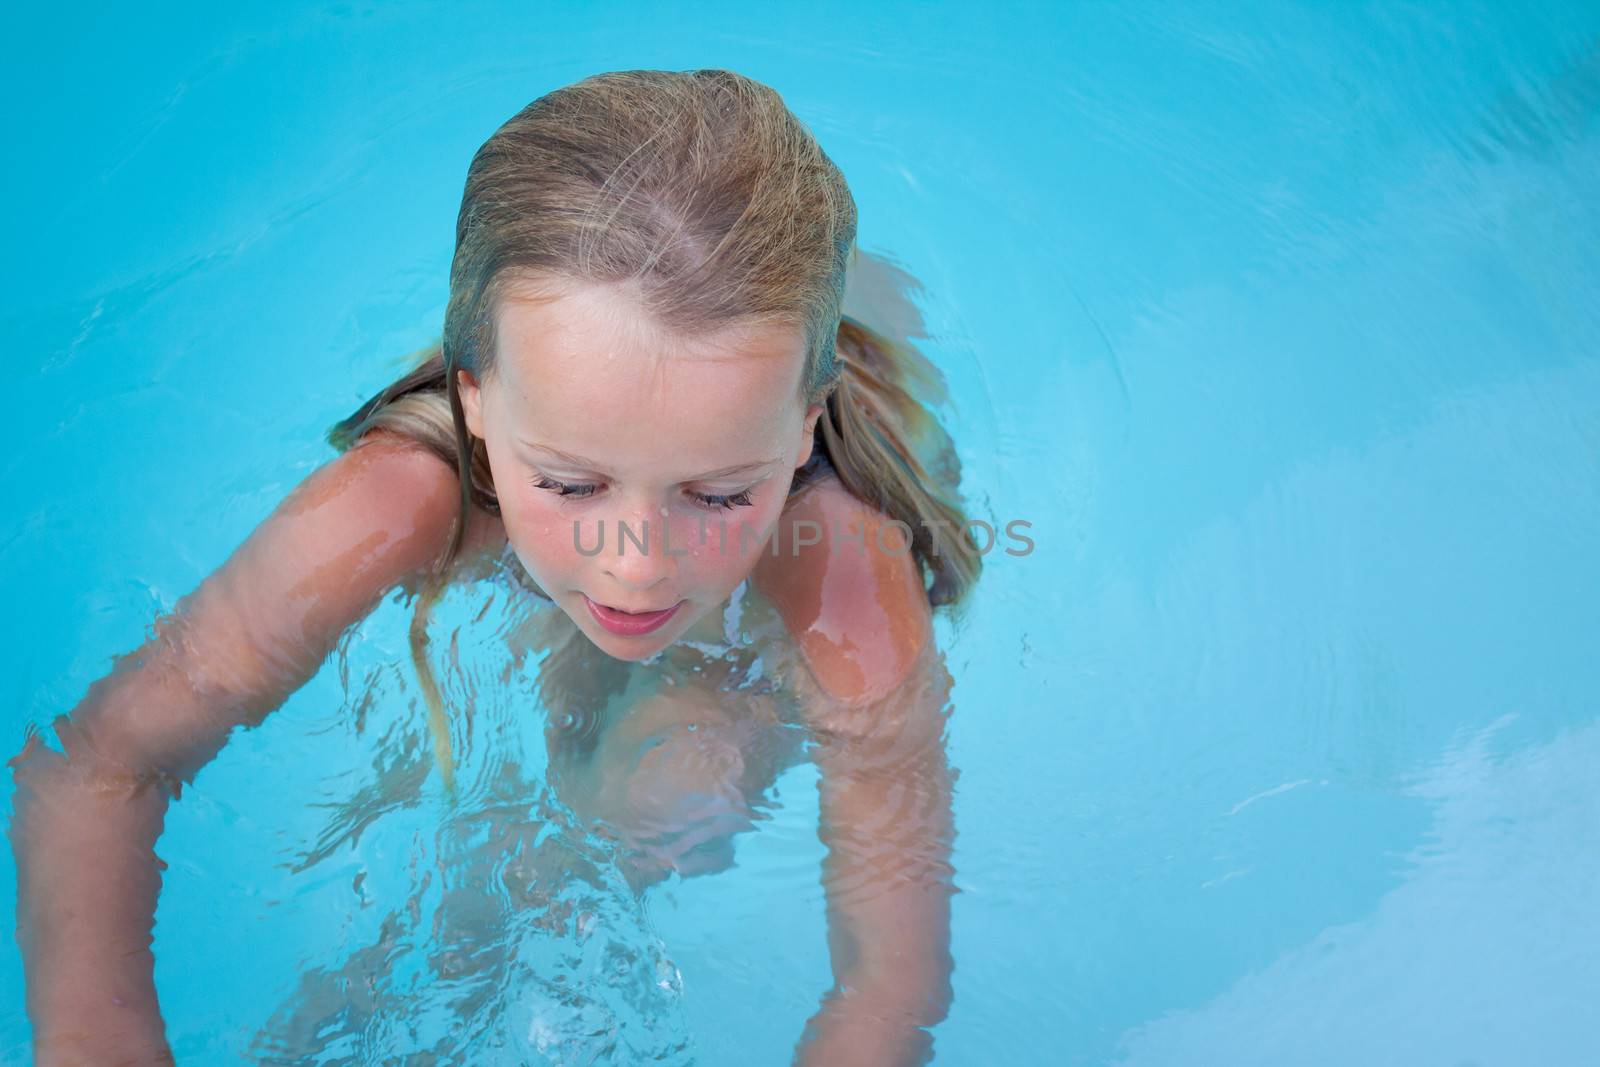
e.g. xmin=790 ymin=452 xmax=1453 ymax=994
xmin=546 ymin=659 xmax=802 ymax=888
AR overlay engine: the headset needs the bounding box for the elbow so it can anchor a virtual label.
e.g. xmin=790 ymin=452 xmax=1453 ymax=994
xmin=7 ymin=731 xmax=76 ymax=859
xmin=882 ymin=988 xmax=951 ymax=1033
xmin=902 ymin=968 xmax=954 ymax=1030
xmin=8 ymin=723 xmax=177 ymax=823
xmin=7 ymin=727 xmax=172 ymax=874
xmin=844 ymin=954 xmax=954 ymax=1030
xmin=8 ymin=728 xmax=70 ymax=800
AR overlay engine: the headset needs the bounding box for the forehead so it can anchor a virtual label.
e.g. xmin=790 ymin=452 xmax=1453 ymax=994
xmin=487 ymin=277 xmax=809 ymax=474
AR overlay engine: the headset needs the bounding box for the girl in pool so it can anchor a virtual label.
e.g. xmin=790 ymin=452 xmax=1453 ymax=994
xmin=9 ymin=68 xmax=980 ymax=1065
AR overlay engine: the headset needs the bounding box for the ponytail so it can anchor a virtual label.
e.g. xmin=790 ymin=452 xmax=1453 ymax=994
xmin=817 ymin=316 xmax=981 ymax=608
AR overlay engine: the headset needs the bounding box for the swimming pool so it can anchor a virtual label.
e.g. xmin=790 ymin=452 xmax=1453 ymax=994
xmin=4 ymin=1 xmax=1599 ymax=1063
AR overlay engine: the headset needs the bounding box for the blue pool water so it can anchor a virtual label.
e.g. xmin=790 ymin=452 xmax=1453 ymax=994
xmin=5 ymin=2 xmax=1600 ymax=1063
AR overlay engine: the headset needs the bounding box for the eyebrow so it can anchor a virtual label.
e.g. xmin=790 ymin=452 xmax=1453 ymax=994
xmin=516 ymin=440 xmax=779 ymax=481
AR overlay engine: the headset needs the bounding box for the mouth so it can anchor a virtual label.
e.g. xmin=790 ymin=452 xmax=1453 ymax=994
xmin=582 ymin=594 xmax=684 ymax=637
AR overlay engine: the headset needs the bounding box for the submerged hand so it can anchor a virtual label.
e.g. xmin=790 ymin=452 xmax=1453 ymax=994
xmin=615 ymin=725 xmax=756 ymax=877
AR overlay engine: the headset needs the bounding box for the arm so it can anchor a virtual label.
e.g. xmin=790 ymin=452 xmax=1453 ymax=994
xmin=756 ymin=491 xmax=958 ymax=1067
xmin=7 ymin=432 xmax=468 ymax=1065
xmin=794 ymin=641 xmax=957 ymax=1067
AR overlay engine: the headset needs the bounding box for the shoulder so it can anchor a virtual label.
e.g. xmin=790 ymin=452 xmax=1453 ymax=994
xmin=341 ymin=430 xmax=506 ymax=565
xmin=754 ymin=472 xmax=933 ymax=712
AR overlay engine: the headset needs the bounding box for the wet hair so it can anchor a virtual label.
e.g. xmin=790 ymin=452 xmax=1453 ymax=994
xmin=325 ymin=69 xmax=979 ymax=793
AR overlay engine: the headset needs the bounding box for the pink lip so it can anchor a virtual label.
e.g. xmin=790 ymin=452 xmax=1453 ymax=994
xmin=582 ymin=595 xmax=683 ymax=637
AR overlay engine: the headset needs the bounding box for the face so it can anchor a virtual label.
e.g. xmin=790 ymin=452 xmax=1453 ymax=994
xmin=457 ymin=276 xmax=824 ymax=662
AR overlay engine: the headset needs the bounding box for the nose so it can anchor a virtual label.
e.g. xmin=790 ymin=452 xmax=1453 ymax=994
xmin=600 ymin=505 xmax=675 ymax=593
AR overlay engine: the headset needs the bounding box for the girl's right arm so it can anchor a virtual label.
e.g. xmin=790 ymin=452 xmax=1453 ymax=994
xmin=7 ymin=432 xmax=470 ymax=1065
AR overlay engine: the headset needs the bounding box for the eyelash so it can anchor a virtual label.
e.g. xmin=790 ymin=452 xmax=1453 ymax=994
xmin=529 ymin=475 xmax=755 ymax=511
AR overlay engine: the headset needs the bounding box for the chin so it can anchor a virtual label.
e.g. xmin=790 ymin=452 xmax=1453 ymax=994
xmin=588 ymin=630 xmax=677 ymax=662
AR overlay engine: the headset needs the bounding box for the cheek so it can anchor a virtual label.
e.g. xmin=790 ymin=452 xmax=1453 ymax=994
xmin=498 ymin=487 xmax=578 ymax=580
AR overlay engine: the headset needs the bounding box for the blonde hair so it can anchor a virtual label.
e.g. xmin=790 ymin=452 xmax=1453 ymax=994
xmin=326 ymin=69 xmax=979 ymax=794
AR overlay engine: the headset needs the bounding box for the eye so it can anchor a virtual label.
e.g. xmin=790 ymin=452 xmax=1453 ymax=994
xmin=530 ymin=474 xmax=599 ymax=499
xmin=691 ymin=488 xmax=755 ymax=511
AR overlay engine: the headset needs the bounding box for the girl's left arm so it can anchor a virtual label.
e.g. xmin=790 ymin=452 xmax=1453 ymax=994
xmin=792 ymin=638 xmax=957 ymax=1067
xmin=758 ymin=500 xmax=958 ymax=1067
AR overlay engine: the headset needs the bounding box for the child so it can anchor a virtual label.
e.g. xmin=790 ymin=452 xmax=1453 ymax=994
xmin=9 ymin=68 xmax=980 ymax=1066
